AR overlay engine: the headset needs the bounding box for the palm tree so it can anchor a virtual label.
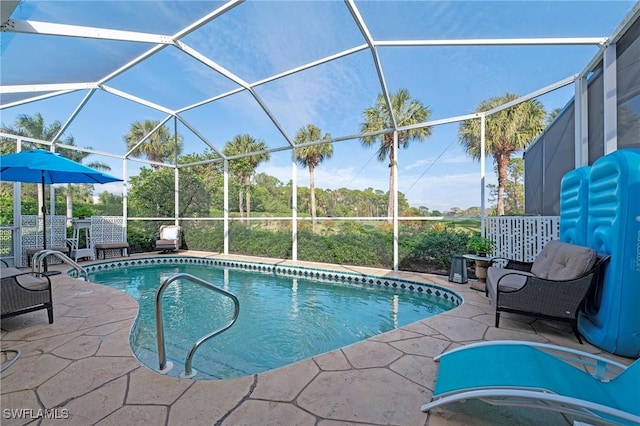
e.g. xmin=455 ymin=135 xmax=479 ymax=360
xmin=1 ymin=113 xmax=72 ymax=214
xmin=458 ymin=93 xmax=546 ymax=215
xmin=1 ymin=113 xmax=60 ymax=151
xmin=359 ymin=89 xmax=432 ymax=221
xmin=2 ymin=113 xmax=112 ymax=225
xmin=223 ymin=135 xmax=270 ymax=221
xmin=294 ymin=124 xmax=333 ymax=232
xmin=123 ymin=120 xmax=182 ymax=168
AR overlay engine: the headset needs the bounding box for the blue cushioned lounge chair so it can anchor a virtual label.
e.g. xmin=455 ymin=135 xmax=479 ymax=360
xmin=421 ymin=340 xmax=640 ymax=425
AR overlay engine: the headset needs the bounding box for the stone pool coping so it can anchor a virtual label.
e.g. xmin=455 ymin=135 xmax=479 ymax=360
xmin=75 ymin=254 xmax=464 ymax=306
xmin=2 ymin=251 xmax=630 ymax=425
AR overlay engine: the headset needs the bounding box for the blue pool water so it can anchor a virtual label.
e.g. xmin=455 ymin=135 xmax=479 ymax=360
xmin=88 ymin=261 xmax=457 ymax=379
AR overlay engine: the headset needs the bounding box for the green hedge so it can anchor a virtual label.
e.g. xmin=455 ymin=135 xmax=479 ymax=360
xmin=399 ymin=228 xmax=471 ymax=272
xmin=126 ymin=221 xmax=473 ymax=275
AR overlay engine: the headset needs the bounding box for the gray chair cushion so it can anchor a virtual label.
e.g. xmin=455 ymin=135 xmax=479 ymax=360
xmin=530 ymin=240 xmax=597 ymax=281
xmin=488 ymin=267 xmax=533 ymax=291
xmin=156 ymin=240 xmax=178 ymax=249
xmin=487 ymin=267 xmax=533 ymax=304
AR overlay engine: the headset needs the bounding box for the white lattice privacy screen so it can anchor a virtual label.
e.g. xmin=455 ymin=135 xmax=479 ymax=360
xmin=17 ymin=216 xmax=126 ymax=266
xmin=21 ymin=215 xmax=68 ymax=264
xmin=91 ymin=216 xmax=126 ymax=244
xmin=484 ymin=216 xmax=560 ymax=262
xmin=0 ymin=226 xmax=13 ymax=261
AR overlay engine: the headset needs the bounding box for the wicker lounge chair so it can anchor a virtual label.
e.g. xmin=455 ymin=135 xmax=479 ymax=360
xmin=421 ymin=340 xmax=640 ymax=425
xmin=155 ymin=225 xmax=182 ymax=253
xmin=1 ymin=261 xmax=53 ymax=323
xmin=486 ymin=240 xmax=609 ymax=343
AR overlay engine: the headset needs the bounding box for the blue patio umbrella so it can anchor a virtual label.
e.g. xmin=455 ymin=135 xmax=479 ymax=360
xmin=0 ymin=149 xmax=122 ymax=258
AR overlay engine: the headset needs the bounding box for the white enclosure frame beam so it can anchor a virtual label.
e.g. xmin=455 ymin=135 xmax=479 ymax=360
xmin=100 ymin=85 xmax=174 ymax=115
xmin=175 ymin=40 xmax=294 ymax=146
xmin=54 ymin=89 xmax=97 ymax=144
xmin=345 ymin=0 xmax=397 ymax=129
xmin=122 ymin=159 xmax=129 ymax=237
xmin=480 ymin=115 xmax=487 ymax=236
xmin=0 ymin=90 xmax=77 ymax=110
xmin=574 ymin=76 xmax=589 ymax=167
xmin=175 ymin=115 xmax=225 ymax=157
xmin=223 ymin=159 xmax=229 ymax=255
xmin=125 ymin=115 xmax=173 ymax=158
xmin=603 ymin=43 xmax=618 ymax=154
xmin=484 ymin=75 xmax=577 ymax=116
xmin=375 ymin=37 xmax=606 ymax=47
xmin=0 ymin=82 xmax=98 ymax=94
xmin=97 ymin=0 xmax=242 ymax=88
xmin=12 ymin=140 xmax=23 ymax=266
xmin=4 ymin=19 xmax=173 ymax=44
xmin=179 ymin=44 xmax=368 ymax=113
xmin=291 ymin=149 xmax=298 ymax=261
xmin=173 ymin=118 xmax=180 ymax=227
xmin=392 ymin=131 xmax=399 ymax=271
xmin=174 ymin=167 xmax=180 ymax=226
xmin=253 ymin=44 xmax=369 ymax=87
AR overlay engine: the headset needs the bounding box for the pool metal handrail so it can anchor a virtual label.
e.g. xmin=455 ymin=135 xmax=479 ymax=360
xmin=155 ymin=273 xmax=240 ymax=378
xmin=1 ymin=348 xmax=21 ymax=372
xmin=32 ymin=249 xmax=89 ymax=281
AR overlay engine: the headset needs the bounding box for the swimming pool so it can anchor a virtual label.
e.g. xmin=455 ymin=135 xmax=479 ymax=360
xmin=83 ymin=257 xmax=461 ymax=380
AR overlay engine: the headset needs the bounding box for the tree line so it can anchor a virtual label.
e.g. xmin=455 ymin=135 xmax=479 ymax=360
xmin=1 ymin=88 xmax=548 ymax=224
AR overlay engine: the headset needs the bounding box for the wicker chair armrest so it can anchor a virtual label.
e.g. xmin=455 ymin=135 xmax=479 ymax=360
xmin=488 ymin=257 xmax=509 ymax=267
xmin=505 ymin=259 xmax=534 ymax=272
xmin=1 ymin=272 xmax=52 ymax=315
xmin=496 ymin=270 xmax=600 ymax=320
xmin=488 ymin=257 xmax=533 ymax=272
xmin=5 ymin=272 xmax=52 ymax=291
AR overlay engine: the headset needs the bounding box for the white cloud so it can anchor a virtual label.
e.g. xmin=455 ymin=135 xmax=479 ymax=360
xmin=403 ymin=158 xmax=431 ymax=171
xmin=403 ymin=151 xmax=474 ymax=172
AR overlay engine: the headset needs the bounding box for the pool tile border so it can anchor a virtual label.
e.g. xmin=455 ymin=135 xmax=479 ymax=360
xmin=72 ymin=256 xmax=463 ymax=307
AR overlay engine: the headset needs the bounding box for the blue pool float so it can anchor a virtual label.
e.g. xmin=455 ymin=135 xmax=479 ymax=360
xmin=559 ymin=166 xmax=591 ymax=246
xmin=578 ymin=148 xmax=640 ymax=358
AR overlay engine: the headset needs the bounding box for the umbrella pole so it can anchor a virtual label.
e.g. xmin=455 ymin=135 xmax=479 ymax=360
xmin=41 ymin=172 xmax=49 ymax=272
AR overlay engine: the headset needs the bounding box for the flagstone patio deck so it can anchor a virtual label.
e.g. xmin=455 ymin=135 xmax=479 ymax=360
xmin=1 ymin=252 xmax=632 ymax=425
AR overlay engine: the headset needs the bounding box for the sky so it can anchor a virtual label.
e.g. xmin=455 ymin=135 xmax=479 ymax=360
xmin=1 ymin=0 xmax=637 ymax=212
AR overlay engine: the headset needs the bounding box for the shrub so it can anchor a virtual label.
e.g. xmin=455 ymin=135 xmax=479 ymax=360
xmin=229 ymin=224 xmax=291 ymax=258
xmin=127 ymin=226 xmax=155 ymax=253
xmin=120 ymin=219 xmax=476 ymax=275
xmin=298 ymin=228 xmax=391 ymax=268
xmin=183 ymin=222 xmax=224 ymax=252
xmin=400 ymin=229 xmax=470 ymax=272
